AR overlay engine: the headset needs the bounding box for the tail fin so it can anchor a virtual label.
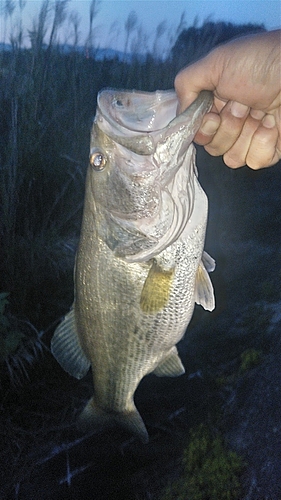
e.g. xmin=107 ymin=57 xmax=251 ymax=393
xmin=77 ymin=396 xmax=149 ymax=444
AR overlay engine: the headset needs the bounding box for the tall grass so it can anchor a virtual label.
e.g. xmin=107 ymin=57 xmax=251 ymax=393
xmin=0 ymin=0 xmax=265 ymax=331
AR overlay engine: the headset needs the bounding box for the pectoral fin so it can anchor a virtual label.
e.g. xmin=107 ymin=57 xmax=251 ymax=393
xmin=153 ymin=347 xmax=185 ymax=377
xmin=194 ymin=257 xmax=215 ymax=312
xmin=140 ymin=261 xmax=175 ymax=313
xmin=51 ymin=308 xmax=90 ymax=379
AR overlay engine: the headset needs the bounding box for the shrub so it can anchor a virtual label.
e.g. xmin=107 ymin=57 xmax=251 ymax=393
xmin=239 ymin=348 xmax=262 ymax=373
xmin=161 ymin=424 xmax=245 ymax=500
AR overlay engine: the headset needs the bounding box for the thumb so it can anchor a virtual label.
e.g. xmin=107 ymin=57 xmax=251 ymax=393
xmin=174 ymin=57 xmax=217 ymax=113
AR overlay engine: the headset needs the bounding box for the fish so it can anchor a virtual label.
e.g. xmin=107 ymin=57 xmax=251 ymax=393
xmin=51 ymin=88 xmax=215 ymax=444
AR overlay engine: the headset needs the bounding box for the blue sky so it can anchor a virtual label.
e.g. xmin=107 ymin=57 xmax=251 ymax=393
xmin=1 ymin=0 xmax=280 ymax=50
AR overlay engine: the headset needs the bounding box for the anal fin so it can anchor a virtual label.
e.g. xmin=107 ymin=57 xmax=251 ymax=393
xmin=153 ymin=346 xmax=185 ymax=377
xmin=51 ymin=307 xmax=90 ymax=379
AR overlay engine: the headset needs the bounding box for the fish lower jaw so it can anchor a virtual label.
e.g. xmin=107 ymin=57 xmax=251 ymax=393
xmin=77 ymin=395 xmax=149 ymax=444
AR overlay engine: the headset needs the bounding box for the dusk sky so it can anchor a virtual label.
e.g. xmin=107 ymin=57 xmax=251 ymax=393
xmin=1 ymin=0 xmax=281 ymax=51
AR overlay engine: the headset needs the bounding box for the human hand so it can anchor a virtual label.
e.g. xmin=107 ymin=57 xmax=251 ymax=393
xmin=175 ymin=30 xmax=281 ymax=169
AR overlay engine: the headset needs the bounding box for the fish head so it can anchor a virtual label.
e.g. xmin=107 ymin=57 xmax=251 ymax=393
xmin=87 ymin=88 xmax=213 ymax=259
xmin=88 ymin=121 xmax=161 ymax=221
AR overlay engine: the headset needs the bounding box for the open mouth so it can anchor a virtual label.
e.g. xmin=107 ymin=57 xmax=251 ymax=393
xmin=97 ymin=89 xmax=178 ymax=134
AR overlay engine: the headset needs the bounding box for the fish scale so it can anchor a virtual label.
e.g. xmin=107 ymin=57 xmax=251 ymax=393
xmin=139 ymin=228 xmax=206 ymax=349
xmin=51 ymin=89 xmax=215 ymax=443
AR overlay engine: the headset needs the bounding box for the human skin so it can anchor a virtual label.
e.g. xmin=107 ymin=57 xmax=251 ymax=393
xmin=174 ymin=30 xmax=281 ymax=169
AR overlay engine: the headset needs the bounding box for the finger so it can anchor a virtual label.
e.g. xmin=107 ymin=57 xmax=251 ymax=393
xmin=174 ymin=57 xmax=217 ymax=112
xmin=246 ymin=114 xmax=279 ymax=169
xmin=193 ymin=97 xmax=228 ymax=144
xmin=174 ymin=70 xmax=201 ymax=113
xmin=193 ymin=112 xmax=220 ymax=145
xmin=213 ymin=96 xmax=229 ymax=113
xmin=202 ymin=101 xmax=249 ymax=156
xmin=222 ymin=114 xmax=261 ymax=168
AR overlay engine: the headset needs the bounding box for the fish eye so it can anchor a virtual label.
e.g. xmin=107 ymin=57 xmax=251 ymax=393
xmin=89 ymin=151 xmax=107 ymax=171
xmin=113 ymin=98 xmax=124 ymax=107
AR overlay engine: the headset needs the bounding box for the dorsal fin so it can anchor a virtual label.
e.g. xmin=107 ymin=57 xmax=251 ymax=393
xmin=51 ymin=308 xmax=90 ymax=379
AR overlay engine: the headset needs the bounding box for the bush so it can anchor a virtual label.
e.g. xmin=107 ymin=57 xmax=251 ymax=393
xmin=161 ymin=424 xmax=245 ymax=500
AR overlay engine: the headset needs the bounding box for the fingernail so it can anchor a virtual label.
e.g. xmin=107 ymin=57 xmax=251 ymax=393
xmin=250 ymin=109 xmax=265 ymax=120
xmin=200 ymin=118 xmax=218 ymax=136
xmin=262 ymin=114 xmax=275 ymax=128
xmin=231 ymin=101 xmax=249 ymax=118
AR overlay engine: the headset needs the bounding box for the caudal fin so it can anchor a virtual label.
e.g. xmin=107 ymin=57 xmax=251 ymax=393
xmin=77 ymin=396 xmax=149 ymax=444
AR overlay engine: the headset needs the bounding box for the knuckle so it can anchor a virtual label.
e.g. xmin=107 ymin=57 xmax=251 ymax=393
xmin=246 ymin=149 xmax=274 ymax=169
xmin=223 ymin=152 xmax=245 ymax=168
xmin=204 ymin=144 xmax=224 ymax=157
xmin=245 ymin=128 xmax=279 ymax=169
xmin=254 ymin=126 xmax=278 ymax=148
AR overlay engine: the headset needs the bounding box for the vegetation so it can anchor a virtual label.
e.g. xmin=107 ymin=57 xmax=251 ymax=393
xmin=171 ymin=20 xmax=265 ymax=68
xmin=0 ymin=292 xmax=43 ymax=386
xmin=239 ymin=348 xmax=262 ymax=373
xmin=0 ymin=293 xmax=22 ymax=361
xmin=162 ymin=424 xmax=245 ymax=500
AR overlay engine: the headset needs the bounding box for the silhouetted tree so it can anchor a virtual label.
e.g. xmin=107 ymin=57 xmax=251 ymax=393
xmin=170 ymin=21 xmax=266 ymax=71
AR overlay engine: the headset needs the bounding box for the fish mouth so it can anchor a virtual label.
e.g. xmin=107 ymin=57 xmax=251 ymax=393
xmin=96 ymin=89 xmax=178 ymax=155
xmin=97 ymin=88 xmax=178 ymax=134
xmin=96 ymin=89 xmax=213 ymax=156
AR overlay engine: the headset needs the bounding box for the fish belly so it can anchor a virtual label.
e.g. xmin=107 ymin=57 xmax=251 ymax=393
xmin=74 ymin=207 xmax=206 ymax=440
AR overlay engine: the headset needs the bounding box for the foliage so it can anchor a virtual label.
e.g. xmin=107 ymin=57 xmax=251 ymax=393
xmin=0 ymin=293 xmax=24 ymax=360
xmin=0 ymin=292 xmax=44 ymax=386
xmin=161 ymin=424 xmax=245 ymax=500
xmin=171 ymin=20 xmax=265 ymax=68
xmin=239 ymin=348 xmax=262 ymax=373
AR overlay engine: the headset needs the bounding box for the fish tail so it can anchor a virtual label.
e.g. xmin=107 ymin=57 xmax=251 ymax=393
xmin=77 ymin=396 xmax=149 ymax=444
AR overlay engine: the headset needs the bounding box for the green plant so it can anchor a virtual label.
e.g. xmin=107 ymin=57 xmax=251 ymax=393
xmin=161 ymin=424 xmax=245 ymax=500
xmin=239 ymin=348 xmax=262 ymax=373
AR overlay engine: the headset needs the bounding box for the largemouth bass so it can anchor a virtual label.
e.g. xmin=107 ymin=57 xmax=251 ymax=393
xmin=51 ymin=88 xmax=215 ymax=443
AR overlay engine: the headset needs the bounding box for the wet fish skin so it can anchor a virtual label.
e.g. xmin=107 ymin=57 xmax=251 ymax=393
xmin=51 ymin=89 xmax=215 ymax=444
